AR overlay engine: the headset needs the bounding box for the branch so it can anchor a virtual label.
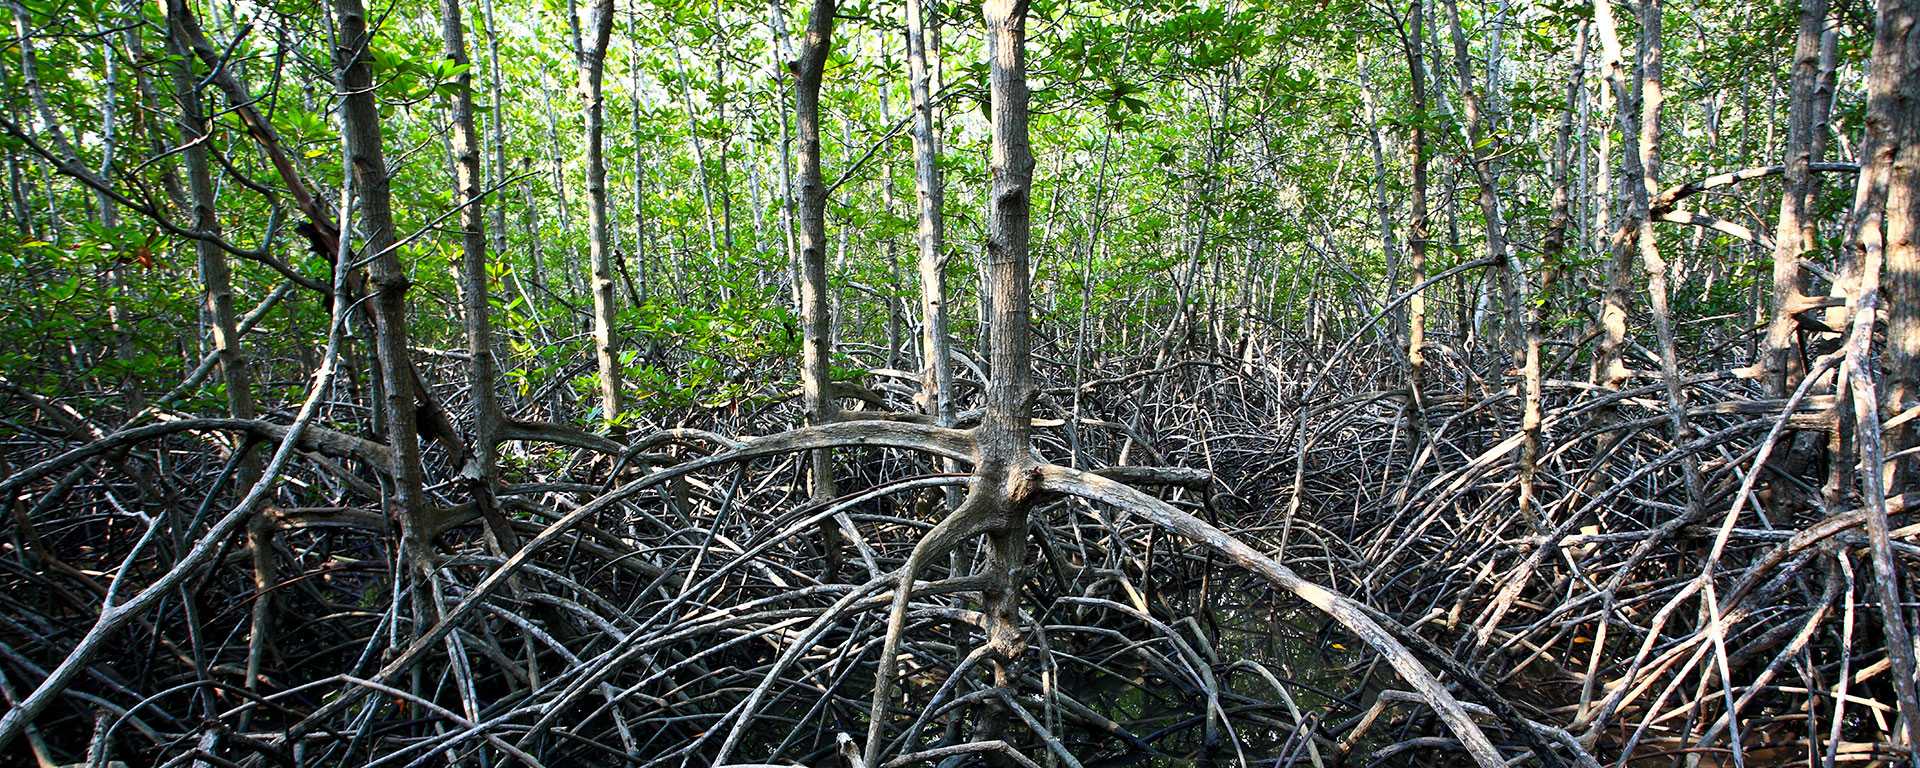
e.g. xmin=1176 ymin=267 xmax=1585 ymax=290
xmin=1649 ymin=162 xmax=1856 ymax=216
xmin=0 ymin=417 xmax=390 ymax=501
xmin=1039 ymin=464 xmax=1585 ymax=768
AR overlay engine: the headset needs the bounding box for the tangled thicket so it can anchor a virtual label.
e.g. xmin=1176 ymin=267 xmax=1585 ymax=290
xmin=3 ymin=313 xmax=1916 ymax=767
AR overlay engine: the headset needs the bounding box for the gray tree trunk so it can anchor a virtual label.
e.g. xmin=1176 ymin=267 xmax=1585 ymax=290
xmin=164 ymin=0 xmax=267 ymax=698
xmin=792 ymin=0 xmax=843 ymax=576
xmin=334 ymin=0 xmax=435 ymax=623
xmin=579 ymin=0 xmax=621 ymax=424
xmin=441 ymin=0 xmax=519 ymax=557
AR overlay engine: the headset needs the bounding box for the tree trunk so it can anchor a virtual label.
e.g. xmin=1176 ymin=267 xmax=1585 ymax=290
xmin=1526 ymin=24 xmax=1587 ymax=522
xmin=169 ymin=0 xmax=469 ymax=461
xmin=334 ymin=0 xmax=435 ymax=624
xmin=630 ymin=24 xmax=649 ymax=305
xmin=712 ymin=1 xmax=735 ymax=270
xmin=1761 ymin=0 xmax=1832 ymax=396
xmin=1400 ymin=0 xmax=1430 ymax=440
xmin=164 ymin=0 xmax=267 ymax=698
xmin=441 ymin=0 xmax=518 ymax=556
xmin=1630 ymin=0 xmax=1705 ymax=510
xmin=905 ymin=0 xmax=953 ymax=433
xmin=1359 ymin=58 xmax=1402 ymax=353
xmin=1590 ymin=0 xmax=1641 ymax=407
xmin=536 ymin=73 xmax=581 ymax=298
xmin=579 ymin=0 xmax=620 ymax=425
xmin=1841 ymin=0 xmax=1920 ymax=746
xmin=670 ymin=38 xmax=724 ymax=262
xmin=1887 ymin=20 xmax=1920 ymax=498
xmin=1441 ymin=0 xmax=1519 ymax=370
xmin=792 ymin=0 xmax=843 ymax=576
xmin=881 ymin=87 xmax=904 ymax=372
xmin=480 ymin=0 xmax=514 ymax=311
xmin=768 ymin=0 xmax=801 ymax=310
xmin=974 ymin=0 xmax=1038 ymax=750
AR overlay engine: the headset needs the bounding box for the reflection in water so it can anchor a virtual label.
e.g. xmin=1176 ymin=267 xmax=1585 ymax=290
xmin=1045 ymin=569 xmax=1388 ymax=767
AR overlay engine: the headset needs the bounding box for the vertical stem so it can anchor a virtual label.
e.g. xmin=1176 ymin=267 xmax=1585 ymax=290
xmin=1763 ymin=0 xmax=1831 ymax=396
xmin=630 ymin=23 xmax=649 ymax=304
xmin=1631 ymin=0 xmax=1704 ymax=510
xmin=1400 ymin=0 xmax=1430 ymax=439
xmin=792 ymin=0 xmax=842 ymax=576
xmin=1844 ymin=0 xmax=1920 ymax=752
xmin=1526 ymin=24 xmax=1588 ymax=522
xmin=334 ymin=0 xmax=434 ymax=626
xmin=164 ymin=0 xmax=265 ymax=701
xmin=441 ymin=0 xmax=515 ymax=554
xmin=1441 ymin=0 xmax=1518 ymax=370
xmin=975 ymin=0 xmax=1036 ymax=752
xmin=580 ymin=0 xmax=620 ymax=424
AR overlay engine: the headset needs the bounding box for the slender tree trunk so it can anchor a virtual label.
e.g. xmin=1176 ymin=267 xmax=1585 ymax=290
xmin=518 ymin=164 xmax=560 ymax=368
xmin=170 ymin=0 xmax=468 ymax=463
xmin=1400 ymin=0 xmax=1430 ymax=440
xmin=1762 ymin=0 xmax=1831 ymax=396
xmin=1071 ymin=123 xmax=1116 ymax=470
xmin=1441 ymin=0 xmax=1519 ymax=370
xmin=630 ymin=25 xmax=648 ymax=304
xmin=1359 ymin=58 xmax=1402 ymax=351
xmin=1887 ymin=9 xmax=1920 ymax=498
xmin=1591 ymin=0 xmax=1639 ymax=400
xmin=536 ymin=73 xmax=581 ymax=297
xmin=441 ymin=0 xmax=518 ymax=556
xmin=974 ymin=0 xmax=1037 ymax=750
xmin=768 ymin=0 xmax=801 ymax=310
xmin=1759 ymin=0 xmax=1836 ymax=515
xmin=863 ymin=3 xmax=1040 ymax=760
xmin=1841 ymin=0 xmax=1920 ymax=748
xmin=712 ymin=1 xmax=734 ymax=271
xmin=1524 ymin=24 xmax=1587 ymax=523
xmin=9 ymin=0 xmax=78 ymax=164
xmin=905 ymin=0 xmax=953 ymax=433
xmin=579 ymin=0 xmax=620 ymax=424
xmin=334 ymin=0 xmax=435 ymax=625
xmin=5 ymin=153 xmax=27 ymax=231
xmin=95 ymin=39 xmax=139 ymax=412
xmin=670 ymin=38 xmax=723 ymax=261
xmin=881 ymin=86 xmax=904 ymax=371
xmin=792 ymin=0 xmax=843 ymax=577
xmin=1630 ymin=0 xmax=1705 ymax=510
xmin=164 ymin=0 xmax=266 ymax=700
xmin=480 ymin=0 xmax=514 ymax=311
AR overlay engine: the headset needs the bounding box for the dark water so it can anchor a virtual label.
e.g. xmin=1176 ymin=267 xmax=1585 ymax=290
xmin=1049 ymin=570 xmax=1378 ymax=767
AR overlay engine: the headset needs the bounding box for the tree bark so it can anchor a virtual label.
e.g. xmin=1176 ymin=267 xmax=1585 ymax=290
xmin=1399 ymin=0 xmax=1430 ymax=440
xmin=334 ymin=0 xmax=435 ymax=624
xmin=164 ymin=0 xmax=267 ymax=698
xmin=1526 ymin=24 xmax=1588 ymax=522
xmin=480 ymin=0 xmax=514 ymax=309
xmin=441 ymin=0 xmax=519 ymax=556
xmin=169 ymin=0 xmax=469 ymax=461
xmin=1591 ymin=0 xmax=1639 ymax=397
xmin=579 ymin=0 xmax=621 ymax=424
xmin=1880 ymin=0 xmax=1920 ymax=496
xmin=974 ymin=0 xmax=1038 ymax=752
xmin=792 ymin=0 xmax=843 ymax=576
xmin=630 ymin=24 xmax=649 ymax=305
xmin=1630 ymin=0 xmax=1706 ymax=510
xmin=1762 ymin=0 xmax=1832 ymax=396
xmin=1841 ymin=0 xmax=1920 ymax=746
xmin=1441 ymin=0 xmax=1519 ymax=369
xmin=905 ymin=0 xmax=954 ymax=435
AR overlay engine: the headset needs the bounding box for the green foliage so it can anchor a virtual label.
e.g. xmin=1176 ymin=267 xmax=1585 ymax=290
xmin=0 ymin=0 xmax=1840 ymax=441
